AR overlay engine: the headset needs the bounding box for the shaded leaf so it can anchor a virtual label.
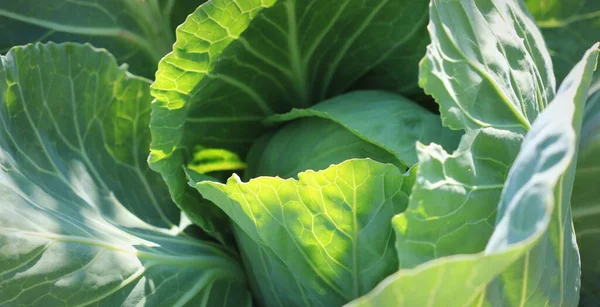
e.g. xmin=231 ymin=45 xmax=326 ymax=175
xmin=264 ymin=91 xmax=461 ymax=169
xmin=159 ymin=0 xmax=208 ymax=31
xmin=526 ymin=0 xmax=600 ymax=83
xmin=572 ymin=75 xmax=600 ymax=305
xmin=246 ymin=117 xmax=401 ymax=180
xmin=0 ymin=0 xmax=198 ymax=78
xmin=0 ymin=43 xmax=251 ymax=306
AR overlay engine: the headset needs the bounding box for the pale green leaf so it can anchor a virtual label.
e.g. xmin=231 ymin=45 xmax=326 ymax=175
xmin=420 ymin=0 xmax=555 ymax=132
xmin=0 ymin=43 xmax=251 ymax=306
xmin=149 ymin=0 xmax=431 ymax=236
xmin=194 ymin=159 xmax=409 ymax=306
xmin=347 ymin=43 xmax=599 ymax=307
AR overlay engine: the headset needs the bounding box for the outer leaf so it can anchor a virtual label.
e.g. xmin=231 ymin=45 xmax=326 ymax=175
xmin=420 ymin=0 xmax=555 ymax=132
xmin=572 ymin=77 xmax=600 ymax=305
xmin=0 ymin=0 xmax=178 ymax=78
xmin=194 ymin=159 xmax=409 ymax=306
xmin=525 ymin=0 xmax=600 ymax=83
xmin=347 ymin=43 xmax=599 ymax=307
xmin=149 ymin=0 xmax=431 ymax=236
xmin=0 ymin=43 xmax=250 ymax=306
xmin=264 ymin=91 xmax=461 ymax=169
xmin=0 ymin=43 xmax=179 ymax=228
xmin=396 ymin=0 xmax=554 ymax=269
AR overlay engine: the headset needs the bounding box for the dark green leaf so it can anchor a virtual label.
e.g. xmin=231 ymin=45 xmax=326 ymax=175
xmin=526 ymin=0 xmax=600 ymax=83
xmin=0 ymin=0 xmax=186 ymax=78
xmin=159 ymin=0 xmax=208 ymax=31
xmin=264 ymin=91 xmax=461 ymax=170
xmin=572 ymin=75 xmax=600 ymax=305
xmin=246 ymin=117 xmax=401 ymax=179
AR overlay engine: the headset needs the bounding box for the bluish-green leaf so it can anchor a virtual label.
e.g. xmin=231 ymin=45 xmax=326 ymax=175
xmin=420 ymin=0 xmax=555 ymax=132
xmin=0 ymin=43 xmax=251 ymax=306
xmin=0 ymin=0 xmax=201 ymax=78
xmin=1 ymin=42 xmax=178 ymax=228
xmin=347 ymin=43 xmax=599 ymax=307
xmin=396 ymin=0 xmax=555 ymax=270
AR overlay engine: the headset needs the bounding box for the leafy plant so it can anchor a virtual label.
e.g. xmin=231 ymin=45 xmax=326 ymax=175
xmin=0 ymin=0 xmax=599 ymax=306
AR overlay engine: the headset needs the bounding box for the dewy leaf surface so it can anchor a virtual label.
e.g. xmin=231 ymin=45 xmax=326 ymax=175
xmin=149 ymin=0 xmax=431 ymax=236
xmin=0 ymin=0 xmax=184 ymax=78
xmin=526 ymin=0 xmax=600 ymax=83
xmin=0 ymin=43 xmax=251 ymax=306
xmin=347 ymin=43 xmax=599 ymax=307
xmin=395 ymin=0 xmax=554 ymax=269
xmin=572 ymin=77 xmax=600 ymax=306
xmin=194 ymin=159 xmax=409 ymax=306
